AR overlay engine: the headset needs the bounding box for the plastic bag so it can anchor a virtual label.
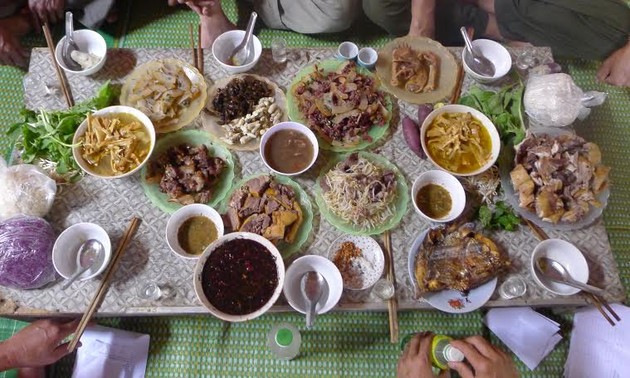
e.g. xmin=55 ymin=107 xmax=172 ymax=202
xmin=0 ymin=157 xmax=57 ymax=221
xmin=524 ymin=73 xmax=606 ymax=127
xmin=0 ymin=215 xmax=56 ymax=289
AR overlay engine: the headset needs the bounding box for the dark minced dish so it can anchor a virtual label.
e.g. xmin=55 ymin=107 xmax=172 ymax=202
xmin=211 ymin=75 xmax=273 ymax=123
xmin=201 ymin=238 xmax=278 ymax=315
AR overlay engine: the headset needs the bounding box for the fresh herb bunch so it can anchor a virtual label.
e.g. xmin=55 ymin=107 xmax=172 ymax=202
xmin=477 ymin=201 xmax=521 ymax=231
xmin=7 ymin=82 xmax=118 ymax=181
xmin=459 ymin=83 xmax=525 ymax=146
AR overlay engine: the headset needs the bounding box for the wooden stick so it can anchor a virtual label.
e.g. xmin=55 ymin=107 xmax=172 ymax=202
xmin=600 ymin=299 xmax=621 ymax=322
xmin=522 ymin=217 xmax=549 ymax=242
xmin=42 ymin=23 xmax=74 ymax=107
xmin=197 ymin=24 xmax=203 ymax=76
xmin=586 ymin=293 xmax=615 ymax=326
xmin=189 ymin=23 xmax=197 ymax=71
xmin=450 ymin=61 xmax=465 ymax=104
xmin=383 ymin=230 xmax=398 ymax=343
xmin=67 ymin=217 xmax=141 ymax=352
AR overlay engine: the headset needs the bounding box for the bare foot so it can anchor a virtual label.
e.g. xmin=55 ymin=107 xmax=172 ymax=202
xmin=0 ymin=13 xmax=32 ymax=37
xmin=200 ymin=14 xmax=235 ymax=48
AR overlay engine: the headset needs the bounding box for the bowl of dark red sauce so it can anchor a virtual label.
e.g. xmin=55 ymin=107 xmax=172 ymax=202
xmin=193 ymin=232 xmax=285 ymax=321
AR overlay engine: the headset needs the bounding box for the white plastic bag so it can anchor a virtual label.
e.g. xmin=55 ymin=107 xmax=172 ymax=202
xmin=0 ymin=157 xmax=57 ymax=220
xmin=524 ymin=73 xmax=606 ymax=127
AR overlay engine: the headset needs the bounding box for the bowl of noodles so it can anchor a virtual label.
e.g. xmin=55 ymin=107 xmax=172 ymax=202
xmin=420 ymin=104 xmax=500 ymax=177
xmin=314 ymin=152 xmax=409 ymax=235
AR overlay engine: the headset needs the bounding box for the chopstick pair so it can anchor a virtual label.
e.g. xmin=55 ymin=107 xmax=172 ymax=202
xmin=67 ymin=217 xmax=141 ymax=352
xmin=189 ymin=23 xmax=204 ymax=75
xmin=522 ymin=218 xmax=621 ymax=326
xmin=383 ymin=230 xmax=399 ymax=343
xmin=42 ymin=23 xmax=74 ymax=107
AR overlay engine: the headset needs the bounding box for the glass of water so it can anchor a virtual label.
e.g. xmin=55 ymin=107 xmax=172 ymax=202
xmin=498 ymin=275 xmax=527 ymax=299
xmin=372 ymin=278 xmax=395 ymax=300
xmin=271 ymin=37 xmax=288 ymax=64
xmin=137 ymin=282 xmax=174 ymax=301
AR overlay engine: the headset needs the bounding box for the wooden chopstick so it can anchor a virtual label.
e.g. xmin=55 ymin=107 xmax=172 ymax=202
xmin=197 ymin=24 xmax=204 ymax=75
xmin=42 ymin=22 xmax=74 ymax=107
xmin=383 ymin=230 xmax=399 ymax=343
xmin=189 ymin=23 xmax=198 ymax=71
xmin=523 ymin=217 xmax=620 ymax=324
xmin=450 ymin=61 xmax=465 ymax=104
xmin=67 ymin=217 xmax=141 ymax=352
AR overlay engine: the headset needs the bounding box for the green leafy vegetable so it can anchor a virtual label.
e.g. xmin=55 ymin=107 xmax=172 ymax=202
xmin=459 ymin=83 xmax=525 ymax=146
xmin=7 ymin=82 xmax=119 ymax=181
xmin=477 ymin=201 xmax=521 ymax=231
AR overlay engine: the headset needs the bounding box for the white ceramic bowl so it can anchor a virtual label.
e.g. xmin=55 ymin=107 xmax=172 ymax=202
xmin=193 ymin=232 xmax=285 ymax=322
xmin=55 ymin=29 xmax=107 ymax=76
xmin=421 ymin=104 xmax=501 ymax=177
xmin=72 ymin=105 xmax=156 ymax=179
xmin=357 ymin=47 xmax=378 ymax=69
xmin=336 ymin=41 xmax=358 ymax=60
xmin=412 ymin=170 xmax=466 ymax=223
xmin=530 ymin=239 xmax=589 ymax=296
xmin=461 ymin=39 xmax=512 ymax=84
xmin=212 ymin=30 xmax=262 ymax=74
xmin=166 ymin=204 xmax=224 ymax=260
xmin=283 ymin=255 xmax=343 ymax=314
xmin=327 ymin=235 xmax=384 ymax=290
xmin=52 ymin=222 xmax=112 ymax=281
xmin=259 ymin=121 xmax=319 ymax=176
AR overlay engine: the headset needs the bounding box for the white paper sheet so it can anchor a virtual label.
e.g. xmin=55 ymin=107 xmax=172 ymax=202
xmin=72 ymin=325 xmax=150 ymax=378
xmin=484 ymin=307 xmax=562 ymax=370
xmin=565 ymin=304 xmax=630 ymax=378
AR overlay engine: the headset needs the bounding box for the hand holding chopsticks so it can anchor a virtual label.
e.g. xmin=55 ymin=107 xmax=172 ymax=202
xmin=67 ymin=217 xmax=141 ymax=352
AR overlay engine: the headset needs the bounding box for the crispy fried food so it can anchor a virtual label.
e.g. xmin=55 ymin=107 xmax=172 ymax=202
xmin=391 ymin=44 xmax=440 ymax=93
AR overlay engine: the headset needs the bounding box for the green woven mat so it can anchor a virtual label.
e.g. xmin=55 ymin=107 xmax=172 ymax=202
xmin=0 ymin=1 xmax=629 ymax=377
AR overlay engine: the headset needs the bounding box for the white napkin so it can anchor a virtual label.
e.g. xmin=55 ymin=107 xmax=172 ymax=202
xmin=484 ymin=307 xmax=562 ymax=370
xmin=72 ymin=325 xmax=150 ymax=378
xmin=565 ymin=304 xmax=630 ymax=378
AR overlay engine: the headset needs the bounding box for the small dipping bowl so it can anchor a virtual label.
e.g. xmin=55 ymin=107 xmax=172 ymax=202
xmin=412 ymin=170 xmax=466 ymax=223
xmin=462 ymin=39 xmax=512 ymax=84
xmin=259 ymin=121 xmax=319 ymax=176
xmin=336 ymin=41 xmax=358 ymax=60
xmin=530 ymin=239 xmax=589 ymax=296
xmin=327 ymin=235 xmax=384 ymax=290
xmin=357 ymin=47 xmax=378 ymax=70
xmin=166 ymin=204 xmax=224 ymax=260
xmin=212 ymin=30 xmax=262 ymax=74
xmin=52 ymin=222 xmax=112 ymax=281
xmin=283 ymin=255 xmax=343 ymax=314
xmin=54 ymin=29 xmax=107 ymax=76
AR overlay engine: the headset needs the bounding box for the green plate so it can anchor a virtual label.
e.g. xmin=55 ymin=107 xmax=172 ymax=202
xmin=314 ymin=152 xmax=409 ymax=235
xmin=286 ymin=60 xmax=393 ymax=152
xmin=141 ymin=130 xmax=235 ymax=214
xmin=218 ymin=174 xmax=314 ymax=258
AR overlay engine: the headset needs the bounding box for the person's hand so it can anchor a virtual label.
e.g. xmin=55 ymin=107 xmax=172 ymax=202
xmin=0 ymin=27 xmax=29 ymax=67
xmin=449 ymin=336 xmax=519 ymax=378
xmin=1 ymin=319 xmax=80 ymax=369
xmin=397 ymin=332 xmax=435 ymax=378
xmin=177 ymin=0 xmax=221 ymax=16
xmin=28 ymin=0 xmax=64 ymax=30
xmin=597 ymin=41 xmax=630 ymax=87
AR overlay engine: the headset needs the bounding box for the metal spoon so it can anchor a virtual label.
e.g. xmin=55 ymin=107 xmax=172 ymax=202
xmin=62 ymin=239 xmax=104 ymax=289
xmin=300 ymin=271 xmax=327 ymax=329
xmin=535 ymin=257 xmax=606 ymax=297
xmin=460 ymin=26 xmax=495 ymax=77
xmin=62 ymin=11 xmax=82 ymax=71
xmin=228 ymin=11 xmax=258 ymax=66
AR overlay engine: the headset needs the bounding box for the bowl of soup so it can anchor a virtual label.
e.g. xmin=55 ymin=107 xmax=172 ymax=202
xmin=193 ymin=232 xmax=285 ymax=322
xmin=412 ymin=170 xmax=466 ymax=223
xmin=420 ymin=104 xmax=500 ymax=176
xmin=72 ymin=106 xmax=156 ymax=179
xmin=166 ymin=204 xmax=224 ymax=260
xmin=260 ymin=121 xmax=318 ymax=176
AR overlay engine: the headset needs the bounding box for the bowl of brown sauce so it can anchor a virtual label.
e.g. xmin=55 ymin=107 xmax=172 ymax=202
xmin=193 ymin=232 xmax=285 ymax=321
xmin=412 ymin=170 xmax=466 ymax=223
xmin=260 ymin=121 xmax=318 ymax=176
xmin=166 ymin=204 xmax=224 ymax=260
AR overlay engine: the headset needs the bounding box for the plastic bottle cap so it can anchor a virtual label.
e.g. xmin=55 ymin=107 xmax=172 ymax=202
xmin=275 ymin=328 xmax=293 ymax=347
xmin=444 ymin=345 xmax=465 ymax=362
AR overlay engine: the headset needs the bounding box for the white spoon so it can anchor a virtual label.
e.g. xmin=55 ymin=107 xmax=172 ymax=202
xmin=300 ymin=271 xmax=327 ymax=329
xmin=62 ymin=239 xmax=104 ymax=289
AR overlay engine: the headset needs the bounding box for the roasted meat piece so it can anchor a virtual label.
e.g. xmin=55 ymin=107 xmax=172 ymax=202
xmin=390 ymin=45 xmax=440 ymax=93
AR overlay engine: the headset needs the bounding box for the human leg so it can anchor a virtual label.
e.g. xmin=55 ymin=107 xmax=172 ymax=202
xmin=361 ymin=0 xmax=410 ymax=37
xmin=66 ymin=0 xmax=115 ymax=29
xmin=0 ymin=7 xmax=31 ymax=67
xmin=276 ymin=0 xmax=360 ymax=34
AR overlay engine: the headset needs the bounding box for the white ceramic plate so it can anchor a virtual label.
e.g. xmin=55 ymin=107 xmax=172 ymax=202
xmin=407 ymin=229 xmax=497 ymax=313
xmin=530 ymin=238 xmax=589 ymax=296
xmin=52 ymin=223 xmax=112 ymax=281
xmin=283 ymin=255 xmax=343 ymax=315
xmin=327 ymin=235 xmax=384 ymax=290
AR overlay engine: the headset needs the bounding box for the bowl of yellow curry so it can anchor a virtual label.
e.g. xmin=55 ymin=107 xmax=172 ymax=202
xmin=73 ymin=106 xmax=156 ymax=179
xmin=420 ymin=104 xmax=500 ymax=177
